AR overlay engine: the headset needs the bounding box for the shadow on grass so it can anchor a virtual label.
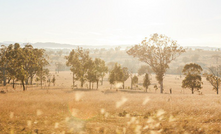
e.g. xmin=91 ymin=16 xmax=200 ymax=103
xmin=73 ymin=88 xmax=94 ymax=91
xmin=64 ymin=88 xmax=96 ymax=93
xmin=65 ymin=88 xmax=156 ymax=94
xmin=119 ymin=89 xmax=152 ymax=94
xmin=100 ymin=89 xmax=118 ymax=94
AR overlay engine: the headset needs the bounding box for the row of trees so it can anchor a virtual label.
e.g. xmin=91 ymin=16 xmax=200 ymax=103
xmin=108 ymin=63 xmax=151 ymax=91
xmin=62 ymin=33 xmax=220 ymax=94
xmin=106 ymin=62 xmax=219 ymax=94
xmin=1 ymin=33 xmax=219 ymax=94
xmin=65 ymin=47 xmax=151 ymax=91
xmin=109 ymin=33 xmax=220 ymax=94
xmin=181 ymin=62 xmax=221 ymax=94
xmin=66 ymin=47 xmax=108 ymax=89
xmin=108 ymin=63 xmax=128 ymax=89
xmin=0 ymin=43 xmax=49 ymax=91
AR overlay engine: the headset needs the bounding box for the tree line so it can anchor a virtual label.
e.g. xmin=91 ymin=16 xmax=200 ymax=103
xmin=1 ymin=33 xmax=220 ymax=94
xmin=59 ymin=36 xmax=218 ymax=95
xmin=66 ymin=48 xmax=150 ymax=91
xmin=107 ymin=60 xmax=220 ymax=95
xmin=66 ymin=47 xmax=108 ymax=89
xmin=0 ymin=43 xmax=49 ymax=91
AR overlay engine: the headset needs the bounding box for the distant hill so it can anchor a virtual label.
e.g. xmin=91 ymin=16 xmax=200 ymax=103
xmin=32 ymin=42 xmax=77 ymax=49
xmin=0 ymin=41 xmax=220 ymax=50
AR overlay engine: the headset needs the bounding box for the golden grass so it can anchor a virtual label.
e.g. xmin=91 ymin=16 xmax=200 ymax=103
xmin=1 ymin=71 xmax=221 ymax=134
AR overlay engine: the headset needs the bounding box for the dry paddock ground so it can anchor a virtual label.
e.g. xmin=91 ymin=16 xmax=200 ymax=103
xmin=1 ymin=71 xmax=221 ymax=134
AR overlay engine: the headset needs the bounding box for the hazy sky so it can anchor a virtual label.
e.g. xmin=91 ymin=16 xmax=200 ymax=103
xmin=0 ymin=0 xmax=221 ymax=47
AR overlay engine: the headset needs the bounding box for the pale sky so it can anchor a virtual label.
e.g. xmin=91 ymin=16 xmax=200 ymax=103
xmin=0 ymin=0 xmax=221 ymax=47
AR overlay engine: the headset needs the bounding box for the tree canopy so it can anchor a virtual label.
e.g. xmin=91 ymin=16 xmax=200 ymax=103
xmin=143 ymin=73 xmax=151 ymax=92
xmin=138 ymin=65 xmax=152 ymax=76
xmin=66 ymin=47 xmax=108 ymax=89
xmin=206 ymin=74 xmax=221 ymax=94
xmin=127 ymin=33 xmax=185 ymax=93
xmin=108 ymin=63 xmax=124 ymax=86
xmin=94 ymin=58 xmax=108 ymax=87
xmin=132 ymin=75 xmax=138 ymax=87
xmin=182 ymin=63 xmax=203 ymax=94
xmin=0 ymin=43 xmax=49 ymax=91
xmin=122 ymin=67 xmax=129 ymax=89
xmin=66 ymin=47 xmax=91 ymax=87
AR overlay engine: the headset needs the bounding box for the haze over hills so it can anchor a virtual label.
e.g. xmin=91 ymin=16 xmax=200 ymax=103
xmin=0 ymin=41 xmax=220 ymax=50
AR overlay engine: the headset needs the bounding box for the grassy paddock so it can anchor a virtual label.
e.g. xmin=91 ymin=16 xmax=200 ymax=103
xmin=1 ymin=71 xmax=221 ymax=134
xmin=1 ymin=90 xmax=221 ymax=134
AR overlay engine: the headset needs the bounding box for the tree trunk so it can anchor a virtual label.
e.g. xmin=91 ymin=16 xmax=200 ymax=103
xmin=97 ymin=80 xmax=99 ymax=89
xmin=12 ymin=79 xmax=15 ymax=89
xmin=72 ymin=73 xmax=75 ymax=88
xmin=3 ymin=67 xmax=6 ymax=86
xmin=22 ymin=80 xmax=25 ymax=91
xmin=41 ymin=67 xmax=43 ymax=89
xmin=192 ymin=87 xmax=194 ymax=94
xmin=123 ymin=82 xmax=125 ymax=89
xmin=30 ymin=76 xmax=33 ymax=85
xmin=7 ymin=78 xmax=11 ymax=84
xmin=217 ymin=80 xmax=219 ymax=94
xmin=131 ymin=77 xmax=133 ymax=89
xmin=41 ymin=78 xmax=43 ymax=89
xmin=101 ymin=77 xmax=104 ymax=85
xmin=25 ymin=78 xmax=29 ymax=85
xmin=81 ymin=81 xmax=83 ymax=87
xmin=160 ymin=80 xmax=164 ymax=93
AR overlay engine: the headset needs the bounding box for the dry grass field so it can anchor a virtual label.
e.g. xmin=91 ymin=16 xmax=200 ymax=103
xmin=1 ymin=71 xmax=221 ymax=134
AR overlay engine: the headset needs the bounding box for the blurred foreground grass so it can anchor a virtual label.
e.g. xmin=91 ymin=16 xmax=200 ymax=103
xmin=1 ymin=88 xmax=221 ymax=134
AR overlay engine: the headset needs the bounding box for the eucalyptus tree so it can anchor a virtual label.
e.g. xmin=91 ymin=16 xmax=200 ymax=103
xmin=143 ymin=73 xmax=151 ymax=92
xmin=34 ymin=48 xmax=49 ymax=88
xmin=206 ymin=55 xmax=221 ymax=94
xmin=206 ymin=74 xmax=221 ymax=94
xmin=23 ymin=44 xmax=49 ymax=85
xmin=122 ymin=67 xmax=129 ymax=89
xmin=5 ymin=44 xmax=19 ymax=88
xmin=86 ymin=58 xmax=96 ymax=89
xmin=182 ymin=63 xmax=203 ymax=94
xmin=12 ymin=43 xmax=28 ymax=91
xmin=94 ymin=58 xmax=108 ymax=88
xmin=1 ymin=43 xmax=28 ymax=90
xmin=0 ymin=45 xmax=8 ymax=86
xmin=35 ymin=68 xmax=50 ymax=89
xmin=66 ymin=48 xmax=80 ymax=87
xmin=0 ymin=43 xmax=49 ymax=90
xmin=127 ymin=33 xmax=185 ymax=93
xmin=66 ymin=47 xmax=91 ymax=87
xmin=138 ymin=65 xmax=152 ymax=76
xmin=132 ymin=75 xmax=138 ymax=89
xmin=108 ymin=63 xmax=124 ymax=88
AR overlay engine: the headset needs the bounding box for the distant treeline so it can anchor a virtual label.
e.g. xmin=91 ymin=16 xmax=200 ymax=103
xmin=45 ymin=45 xmax=221 ymax=75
